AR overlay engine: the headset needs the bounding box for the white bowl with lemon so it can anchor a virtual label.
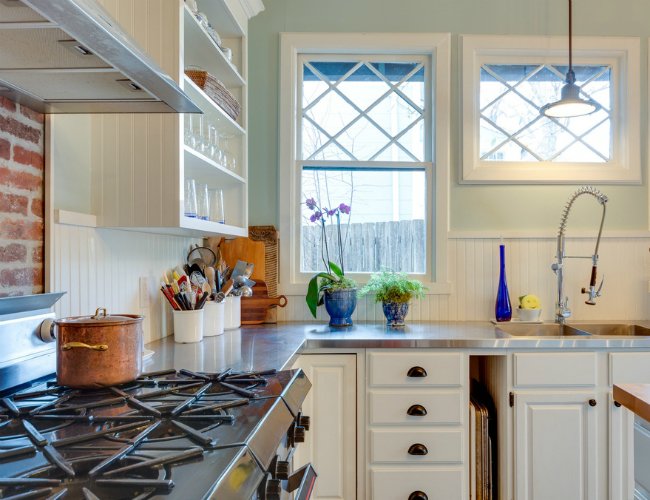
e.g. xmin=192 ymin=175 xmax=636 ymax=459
xmin=518 ymin=294 xmax=541 ymax=322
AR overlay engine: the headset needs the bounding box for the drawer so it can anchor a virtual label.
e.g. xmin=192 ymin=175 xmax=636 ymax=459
xmin=369 ymin=391 xmax=463 ymax=425
xmin=513 ymin=352 xmax=597 ymax=387
xmin=610 ymin=352 xmax=650 ymax=385
xmin=371 ymin=468 xmax=463 ymax=500
xmin=370 ymin=429 xmax=463 ymax=464
xmin=369 ymin=351 xmax=463 ymax=387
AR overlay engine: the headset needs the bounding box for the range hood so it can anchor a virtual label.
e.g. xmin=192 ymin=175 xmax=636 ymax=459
xmin=0 ymin=0 xmax=201 ymax=113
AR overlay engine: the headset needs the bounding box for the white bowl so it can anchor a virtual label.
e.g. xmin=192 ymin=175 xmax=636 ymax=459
xmin=518 ymin=308 xmax=541 ymax=322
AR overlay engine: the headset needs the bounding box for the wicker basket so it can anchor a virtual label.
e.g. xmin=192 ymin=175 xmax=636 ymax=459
xmin=185 ymin=69 xmax=241 ymax=121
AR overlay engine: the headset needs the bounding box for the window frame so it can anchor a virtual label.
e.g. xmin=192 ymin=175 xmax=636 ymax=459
xmin=461 ymin=35 xmax=640 ymax=184
xmin=279 ymin=32 xmax=451 ymax=295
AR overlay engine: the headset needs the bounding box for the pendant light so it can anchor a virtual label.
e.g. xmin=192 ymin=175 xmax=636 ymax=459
xmin=540 ymin=0 xmax=599 ymax=118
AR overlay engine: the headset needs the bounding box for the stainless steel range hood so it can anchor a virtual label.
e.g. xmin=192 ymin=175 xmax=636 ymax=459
xmin=0 ymin=0 xmax=201 ymax=113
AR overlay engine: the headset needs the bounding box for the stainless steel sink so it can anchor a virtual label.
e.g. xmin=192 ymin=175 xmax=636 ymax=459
xmin=494 ymin=323 xmax=592 ymax=337
xmin=569 ymin=324 xmax=650 ymax=337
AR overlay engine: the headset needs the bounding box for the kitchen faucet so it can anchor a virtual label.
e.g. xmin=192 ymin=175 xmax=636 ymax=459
xmin=552 ymin=186 xmax=608 ymax=324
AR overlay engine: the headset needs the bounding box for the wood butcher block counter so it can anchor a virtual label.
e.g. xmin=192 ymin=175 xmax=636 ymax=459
xmin=613 ymin=384 xmax=650 ymax=421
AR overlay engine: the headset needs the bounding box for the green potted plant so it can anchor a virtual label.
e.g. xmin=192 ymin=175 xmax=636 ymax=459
xmin=359 ymin=270 xmax=427 ymax=327
xmin=304 ymin=198 xmax=357 ymax=327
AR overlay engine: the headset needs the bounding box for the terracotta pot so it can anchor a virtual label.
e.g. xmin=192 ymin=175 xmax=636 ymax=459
xmin=55 ymin=308 xmax=144 ymax=389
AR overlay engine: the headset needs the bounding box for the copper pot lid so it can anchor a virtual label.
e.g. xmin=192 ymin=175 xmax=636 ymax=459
xmin=55 ymin=307 xmax=144 ymax=326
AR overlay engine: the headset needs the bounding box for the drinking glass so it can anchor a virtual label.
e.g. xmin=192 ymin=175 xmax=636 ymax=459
xmin=183 ymin=115 xmax=193 ymax=147
xmin=209 ymin=189 xmax=225 ymax=224
xmin=188 ymin=114 xmax=201 ymax=151
xmin=184 ymin=179 xmax=198 ymax=218
xmin=197 ymin=183 xmax=210 ymax=221
xmin=200 ymin=117 xmax=211 ymax=156
xmin=209 ymin=125 xmax=219 ymax=161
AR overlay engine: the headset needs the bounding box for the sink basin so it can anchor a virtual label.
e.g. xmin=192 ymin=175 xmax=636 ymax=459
xmin=569 ymin=324 xmax=650 ymax=337
xmin=495 ymin=323 xmax=591 ymax=337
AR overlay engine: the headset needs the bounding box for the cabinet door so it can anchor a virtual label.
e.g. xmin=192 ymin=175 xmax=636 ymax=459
xmin=514 ymin=391 xmax=599 ymax=500
xmin=293 ymin=354 xmax=357 ymax=500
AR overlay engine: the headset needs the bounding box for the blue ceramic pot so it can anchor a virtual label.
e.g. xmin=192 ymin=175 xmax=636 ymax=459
xmin=382 ymin=301 xmax=410 ymax=327
xmin=324 ymin=288 xmax=357 ymax=327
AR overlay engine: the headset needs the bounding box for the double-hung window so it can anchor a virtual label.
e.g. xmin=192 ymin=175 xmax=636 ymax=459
xmin=279 ymin=33 xmax=450 ymax=293
xmin=461 ymin=35 xmax=640 ymax=183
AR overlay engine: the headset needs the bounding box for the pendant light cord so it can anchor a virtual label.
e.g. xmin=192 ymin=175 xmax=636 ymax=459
xmin=568 ymin=0 xmax=573 ymax=73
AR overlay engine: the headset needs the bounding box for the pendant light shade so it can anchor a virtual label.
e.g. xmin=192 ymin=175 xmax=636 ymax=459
xmin=540 ymin=0 xmax=599 ymax=118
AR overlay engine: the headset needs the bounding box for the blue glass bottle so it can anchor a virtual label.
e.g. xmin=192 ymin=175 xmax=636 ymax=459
xmin=495 ymin=244 xmax=512 ymax=322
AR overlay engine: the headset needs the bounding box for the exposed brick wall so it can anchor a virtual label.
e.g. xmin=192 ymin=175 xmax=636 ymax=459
xmin=0 ymin=97 xmax=44 ymax=296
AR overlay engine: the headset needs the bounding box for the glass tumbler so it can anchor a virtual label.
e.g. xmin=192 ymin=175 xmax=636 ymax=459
xmin=184 ymin=179 xmax=198 ymax=218
xmin=197 ymin=183 xmax=210 ymax=221
xmin=209 ymin=189 xmax=225 ymax=224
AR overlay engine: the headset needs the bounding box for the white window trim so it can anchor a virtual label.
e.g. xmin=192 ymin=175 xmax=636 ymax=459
xmin=461 ymin=35 xmax=641 ymax=184
xmin=278 ymin=32 xmax=451 ymax=295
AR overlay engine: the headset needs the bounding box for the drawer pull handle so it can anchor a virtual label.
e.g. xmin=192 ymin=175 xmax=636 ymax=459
xmin=407 ymin=366 xmax=427 ymax=378
xmin=614 ymin=401 xmax=622 ymax=408
xmin=589 ymin=399 xmax=597 ymax=407
xmin=407 ymin=404 xmax=427 ymax=416
xmin=408 ymin=491 xmax=428 ymax=500
xmin=408 ymin=443 xmax=428 ymax=456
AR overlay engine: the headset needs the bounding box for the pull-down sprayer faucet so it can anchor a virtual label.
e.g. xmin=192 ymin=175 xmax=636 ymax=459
xmin=552 ymin=186 xmax=608 ymax=324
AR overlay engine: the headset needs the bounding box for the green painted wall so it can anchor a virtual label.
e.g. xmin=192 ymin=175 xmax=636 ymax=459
xmin=248 ymin=0 xmax=649 ymax=232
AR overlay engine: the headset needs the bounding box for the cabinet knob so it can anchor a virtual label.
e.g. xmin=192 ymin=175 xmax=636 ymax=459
xmin=407 ymin=366 xmax=428 ymax=378
xmin=614 ymin=401 xmax=622 ymax=408
xmin=589 ymin=399 xmax=597 ymax=407
xmin=408 ymin=491 xmax=428 ymax=500
xmin=407 ymin=404 xmax=428 ymax=416
xmin=408 ymin=443 xmax=428 ymax=456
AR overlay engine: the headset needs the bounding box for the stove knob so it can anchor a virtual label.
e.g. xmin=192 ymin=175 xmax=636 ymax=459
xmin=39 ymin=318 xmax=56 ymax=343
xmin=275 ymin=460 xmax=290 ymax=480
xmin=266 ymin=478 xmax=282 ymax=498
xmin=293 ymin=425 xmax=306 ymax=443
xmin=298 ymin=414 xmax=311 ymax=430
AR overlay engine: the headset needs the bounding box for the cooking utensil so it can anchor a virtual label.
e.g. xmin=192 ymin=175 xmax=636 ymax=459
xmin=186 ymin=245 xmax=217 ymax=270
xmin=241 ymin=281 xmax=287 ymax=325
xmin=55 ymin=308 xmax=143 ymax=389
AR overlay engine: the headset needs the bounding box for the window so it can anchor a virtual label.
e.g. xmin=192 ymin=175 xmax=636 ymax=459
xmin=279 ymin=33 xmax=450 ymax=293
xmin=461 ymin=35 xmax=640 ymax=183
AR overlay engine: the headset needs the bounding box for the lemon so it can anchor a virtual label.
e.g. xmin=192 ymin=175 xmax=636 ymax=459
xmin=519 ymin=294 xmax=541 ymax=309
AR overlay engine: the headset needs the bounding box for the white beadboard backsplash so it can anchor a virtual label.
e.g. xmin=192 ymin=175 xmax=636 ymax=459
xmin=50 ymin=225 xmax=650 ymax=334
xmin=279 ymin=237 xmax=650 ymax=322
xmin=50 ymin=223 xmax=201 ymax=344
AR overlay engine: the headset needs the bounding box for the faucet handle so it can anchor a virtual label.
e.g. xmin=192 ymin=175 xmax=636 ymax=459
xmin=582 ymin=275 xmax=604 ymax=305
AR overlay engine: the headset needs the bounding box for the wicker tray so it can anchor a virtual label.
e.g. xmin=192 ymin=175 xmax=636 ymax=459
xmin=185 ymin=69 xmax=241 ymax=121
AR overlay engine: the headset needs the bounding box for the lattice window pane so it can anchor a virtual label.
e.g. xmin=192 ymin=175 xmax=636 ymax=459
xmin=479 ymin=63 xmax=612 ymax=162
xmin=301 ymin=59 xmax=426 ymax=161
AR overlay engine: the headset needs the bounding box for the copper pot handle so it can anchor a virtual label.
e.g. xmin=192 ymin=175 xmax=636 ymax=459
xmin=92 ymin=307 xmax=108 ymax=319
xmin=62 ymin=341 xmax=108 ymax=351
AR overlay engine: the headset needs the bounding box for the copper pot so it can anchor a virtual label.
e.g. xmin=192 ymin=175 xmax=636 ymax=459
xmin=55 ymin=308 xmax=144 ymax=389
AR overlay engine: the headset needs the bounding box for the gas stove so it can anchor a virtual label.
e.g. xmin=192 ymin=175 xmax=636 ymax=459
xmin=0 ymin=367 xmax=314 ymax=499
xmin=0 ymin=308 xmax=315 ymax=500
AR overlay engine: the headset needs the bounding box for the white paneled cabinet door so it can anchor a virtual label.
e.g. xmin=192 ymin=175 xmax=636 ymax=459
xmin=609 ymin=395 xmax=634 ymax=500
xmin=514 ymin=391 xmax=599 ymax=500
xmin=293 ymin=354 xmax=357 ymax=500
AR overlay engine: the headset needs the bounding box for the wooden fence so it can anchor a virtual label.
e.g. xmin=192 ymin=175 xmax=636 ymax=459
xmin=301 ymin=219 xmax=425 ymax=273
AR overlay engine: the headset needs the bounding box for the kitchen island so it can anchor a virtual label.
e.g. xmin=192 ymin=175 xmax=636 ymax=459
xmin=150 ymin=321 xmax=649 ymax=500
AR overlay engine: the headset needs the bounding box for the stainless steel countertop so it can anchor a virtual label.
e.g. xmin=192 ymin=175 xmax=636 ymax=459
xmin=143 ymin=321 xmax=650 ymax=373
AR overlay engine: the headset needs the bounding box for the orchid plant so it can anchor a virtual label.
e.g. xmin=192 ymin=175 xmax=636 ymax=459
xmin=304 ymin=197 xmax=356 ymax=318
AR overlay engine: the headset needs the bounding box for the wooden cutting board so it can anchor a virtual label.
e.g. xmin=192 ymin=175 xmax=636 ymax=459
xmin=241 ymin=281 xmax=287 ymax=325
xmin=218 ymin=238 xmax=265 ymax=281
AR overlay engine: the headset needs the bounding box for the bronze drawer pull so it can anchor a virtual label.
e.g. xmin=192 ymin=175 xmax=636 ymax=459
xmin=407 ymin=366 xmax=427 ymax=378
xmin=407 ymin=404 xmax=427 ymax=416
xmin=407 ymin=443 xmax=428 ymax=455
xmin=589 ymin=399 xmax=597 ymax=407
xmin=614 ymin=401 xmax=622 ymax=407
xmin=408 ymin=491 xmax=428 ymax=500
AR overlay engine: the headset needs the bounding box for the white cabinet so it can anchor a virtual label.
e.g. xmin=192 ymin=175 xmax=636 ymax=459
xmin=367 ymin=350 xmax=468 ymax=500
xmin=50 ymin=0 xmax=262 ymax=237
xmin=293 ymin=354 xmax=357 ymax=500
xmin=513 ymin=391 xmax=599 ymax=500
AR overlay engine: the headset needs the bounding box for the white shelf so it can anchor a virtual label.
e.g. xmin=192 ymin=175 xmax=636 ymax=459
xmin=180 ymin=216 xmax=247 ymax=237
xmin=195 ymin=0 xmax=245 ymax=37
xmin=183 ymin=5 xmax=246 ymax=88
xmin=184 ymin=75 xmax=245 ymax=135
xmin=184 ymin=145 xmax=246 ymax=186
